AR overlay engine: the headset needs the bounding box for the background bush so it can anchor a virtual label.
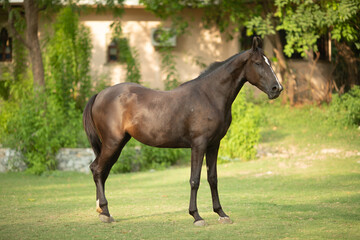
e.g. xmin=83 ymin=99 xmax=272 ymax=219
xmin=329 ymin=86 xmax=360 ymax=127
xmin=219 ymin=86 xmax=262 ymax=161
xmin=0 ymin=7 xmax=91 ymax=174
xmin=45 ymin=6 xmax=93 ymax=111
xmin=111 ymin=139 xmax=190 ymax=174
xmin=2 ymin=88 xmax=85 ymax=175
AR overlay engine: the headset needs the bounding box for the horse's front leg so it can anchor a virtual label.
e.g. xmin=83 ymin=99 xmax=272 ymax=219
xmin=189 ymin=142 xmax=206 ymax=226
xmin=206 ymin=143 xmax=232 ymax=224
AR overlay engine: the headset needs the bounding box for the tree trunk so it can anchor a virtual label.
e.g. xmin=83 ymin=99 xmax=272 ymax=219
xmin=262 ymin=0 xmax=296 ymax=105
xmin=269 ymin=32 xmax=296 ymax=105
xmin=24 ymin=0 xmax=45 ymax=89
xmin=334 ymin=41 xmax=359 ymax=89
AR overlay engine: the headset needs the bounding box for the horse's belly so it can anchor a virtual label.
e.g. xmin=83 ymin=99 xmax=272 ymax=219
xmin=124 ymin=111 xmax=190 ymax=148
xmin=129 ymin=126 xmax=190 ymax=148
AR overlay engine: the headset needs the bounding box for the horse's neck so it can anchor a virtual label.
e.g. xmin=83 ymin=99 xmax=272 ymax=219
xmin=201 ymin=55 xmax=248 ymax=113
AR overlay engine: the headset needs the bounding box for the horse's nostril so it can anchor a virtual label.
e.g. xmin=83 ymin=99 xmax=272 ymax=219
xmin=272 ymin=86 xmax=278 ymax=92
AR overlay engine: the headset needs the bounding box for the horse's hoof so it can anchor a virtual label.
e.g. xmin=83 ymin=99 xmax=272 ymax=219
xmin=193 ymin=219 xmax=207 ymax=226
xmin=218 ymin=216 xmax=232 ymax=224
xmin=99 ymin=214 xmax=115 ymax=223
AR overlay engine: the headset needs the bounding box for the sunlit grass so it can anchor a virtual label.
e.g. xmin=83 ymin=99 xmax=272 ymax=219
xmin=1 ymin=152 xmax=359 ymax=239
xmin=260 ymin=103 xmax=360 ymax=152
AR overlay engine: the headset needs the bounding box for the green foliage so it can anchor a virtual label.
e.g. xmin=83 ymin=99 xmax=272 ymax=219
xmin=140 ymin=145 xmax=189 ymax=170
xmin=0 ymin=5 xmax=28 ymax=100
xmin=45 ymin=6 xmax=92 ymax=110
xmin=0 ymin=6 xmax=92 ymax=174
xmin=159 ymin=46 xmax=180 ymax=90
xmin=141 ymin=0 xmax=189 ymax=38
xmin=245 ymin=14 xmax=276 ymax=39
xmin=119 ymin=37 xmax=141 ymax=84
xmin=0 ymin=79 xmax=86 ymax=175
xmin=329 ymin=86 xmax=360 ymax=126
xmin=146 ymin=24 xmax=181 ymax=89
xmin=111 ymin=139 xmax=190 ymax=174
xmin=202 ymin=0 xmax=261 ymax=39
xmin=110 ymin=21 xmax=141 ymax=84
xmin=93 ymin=0 xmax=125 ymax=17
xmin=322 ymin=0 xmax=359 ymax=46
xmin=141 ymin=0 xmax=261 ymax=40
xmin=141 ymin=0 xmax=185 ymax=19
xmin=219 ymin=88 xmax=262 ymax=161
xmin=275 ymin=0 xmax=360 ymax=57
xmin=111 ymin=139 xmax=139 ymax=173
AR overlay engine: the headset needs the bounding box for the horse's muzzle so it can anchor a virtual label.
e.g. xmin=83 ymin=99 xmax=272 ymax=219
xmin=268 ymin=84 xmax=283 ymax=99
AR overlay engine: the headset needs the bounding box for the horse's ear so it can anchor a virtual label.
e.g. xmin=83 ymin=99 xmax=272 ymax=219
xmin=251 ymin=36 xmax=261 ymax=51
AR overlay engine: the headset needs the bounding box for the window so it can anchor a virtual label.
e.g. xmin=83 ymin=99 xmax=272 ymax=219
xmin=107 ymin=38 xmax=130 ymax=63
xmin=107 ymin=39 xmax=118 ymax=62
xmin=0 ymin=28 xmax=12 ymax=62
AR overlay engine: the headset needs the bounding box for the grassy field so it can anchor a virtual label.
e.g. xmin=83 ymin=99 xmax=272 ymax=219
xmin=0 ymin=104 xmax=359 ymax=239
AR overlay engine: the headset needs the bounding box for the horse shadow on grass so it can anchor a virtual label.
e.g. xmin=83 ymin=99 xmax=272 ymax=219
xmin=114 ymin=208 xmax=188 ymax=223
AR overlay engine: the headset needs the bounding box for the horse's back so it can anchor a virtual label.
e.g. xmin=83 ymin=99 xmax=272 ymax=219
xmin=91 ymin=82 xmax=193 ymax=147
xmin=95 ymin=82 xmax=142 ymax=104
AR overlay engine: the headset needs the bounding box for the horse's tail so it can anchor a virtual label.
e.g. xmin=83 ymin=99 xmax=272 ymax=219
xmin=83 ymin=94 xmax=101 ymax=157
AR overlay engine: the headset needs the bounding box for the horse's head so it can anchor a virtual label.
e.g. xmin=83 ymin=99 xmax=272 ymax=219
xmin=245 ymin=37 xmax=283 ymax=99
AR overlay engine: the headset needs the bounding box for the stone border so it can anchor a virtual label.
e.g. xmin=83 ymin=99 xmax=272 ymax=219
xmin=0 ymin=148 xmax=95 ymax=173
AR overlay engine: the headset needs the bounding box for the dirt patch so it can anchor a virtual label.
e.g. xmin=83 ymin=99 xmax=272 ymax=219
xmin=257 ymin=145 xmax=359 ymax=161
xmin=256 ymin=145 xmax=298 ymax=159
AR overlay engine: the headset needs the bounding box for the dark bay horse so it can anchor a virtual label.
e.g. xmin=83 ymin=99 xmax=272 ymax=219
xmin=83 ymin=37 xmax=283 ymax=226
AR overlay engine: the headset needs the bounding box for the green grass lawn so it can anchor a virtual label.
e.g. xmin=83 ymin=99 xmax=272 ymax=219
xmin=0 ymin=104 xmax=359 ymax=239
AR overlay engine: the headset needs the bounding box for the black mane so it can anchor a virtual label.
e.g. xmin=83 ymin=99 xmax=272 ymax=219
xmin=178 ymin=51 xmax=245 ymax=87
xmin=198 ymin=52 xmax=241 ymax=79
xmin=180 ymin=51 xmax=245 ymax=86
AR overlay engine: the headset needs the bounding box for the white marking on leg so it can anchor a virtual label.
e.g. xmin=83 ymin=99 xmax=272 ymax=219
xmin=96 ymin=199 xmax=103 ymax=213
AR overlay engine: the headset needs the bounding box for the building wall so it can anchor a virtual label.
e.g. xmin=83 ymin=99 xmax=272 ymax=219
xmin=80 ymin=7 xmax=239 ymax=89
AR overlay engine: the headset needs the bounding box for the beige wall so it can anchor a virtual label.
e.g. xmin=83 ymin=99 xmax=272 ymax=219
xmin=80 ymin=8 xmax=239 ymax=89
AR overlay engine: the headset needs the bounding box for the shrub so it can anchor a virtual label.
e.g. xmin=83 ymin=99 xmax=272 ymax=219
xmin=45 ymin=6 xmax=92 ymax=111
xmin=219 ymin=87 xmax=262 ymax=161
xmin=0 ymin=82 xmax=86 ymax=174
xmin=329 ymin=86 xmax=360 ymax=126
xmin=140 ymin=145 xmax=189 ymax=170
xmin=111 ymin=139 xmax=140 ymax=173
xmin=0 ymin=7 xmax=92 ymax=174
xmin=111 ymin=139 xmax=190 ymax=174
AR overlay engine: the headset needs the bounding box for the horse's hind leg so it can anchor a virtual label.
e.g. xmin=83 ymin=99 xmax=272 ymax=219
xmin=90 ymin=133 xmax=131 ymax=223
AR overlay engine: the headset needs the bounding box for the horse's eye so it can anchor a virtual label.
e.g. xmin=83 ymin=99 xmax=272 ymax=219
xmin=255 ymin=62 xmax=261 ymax=65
